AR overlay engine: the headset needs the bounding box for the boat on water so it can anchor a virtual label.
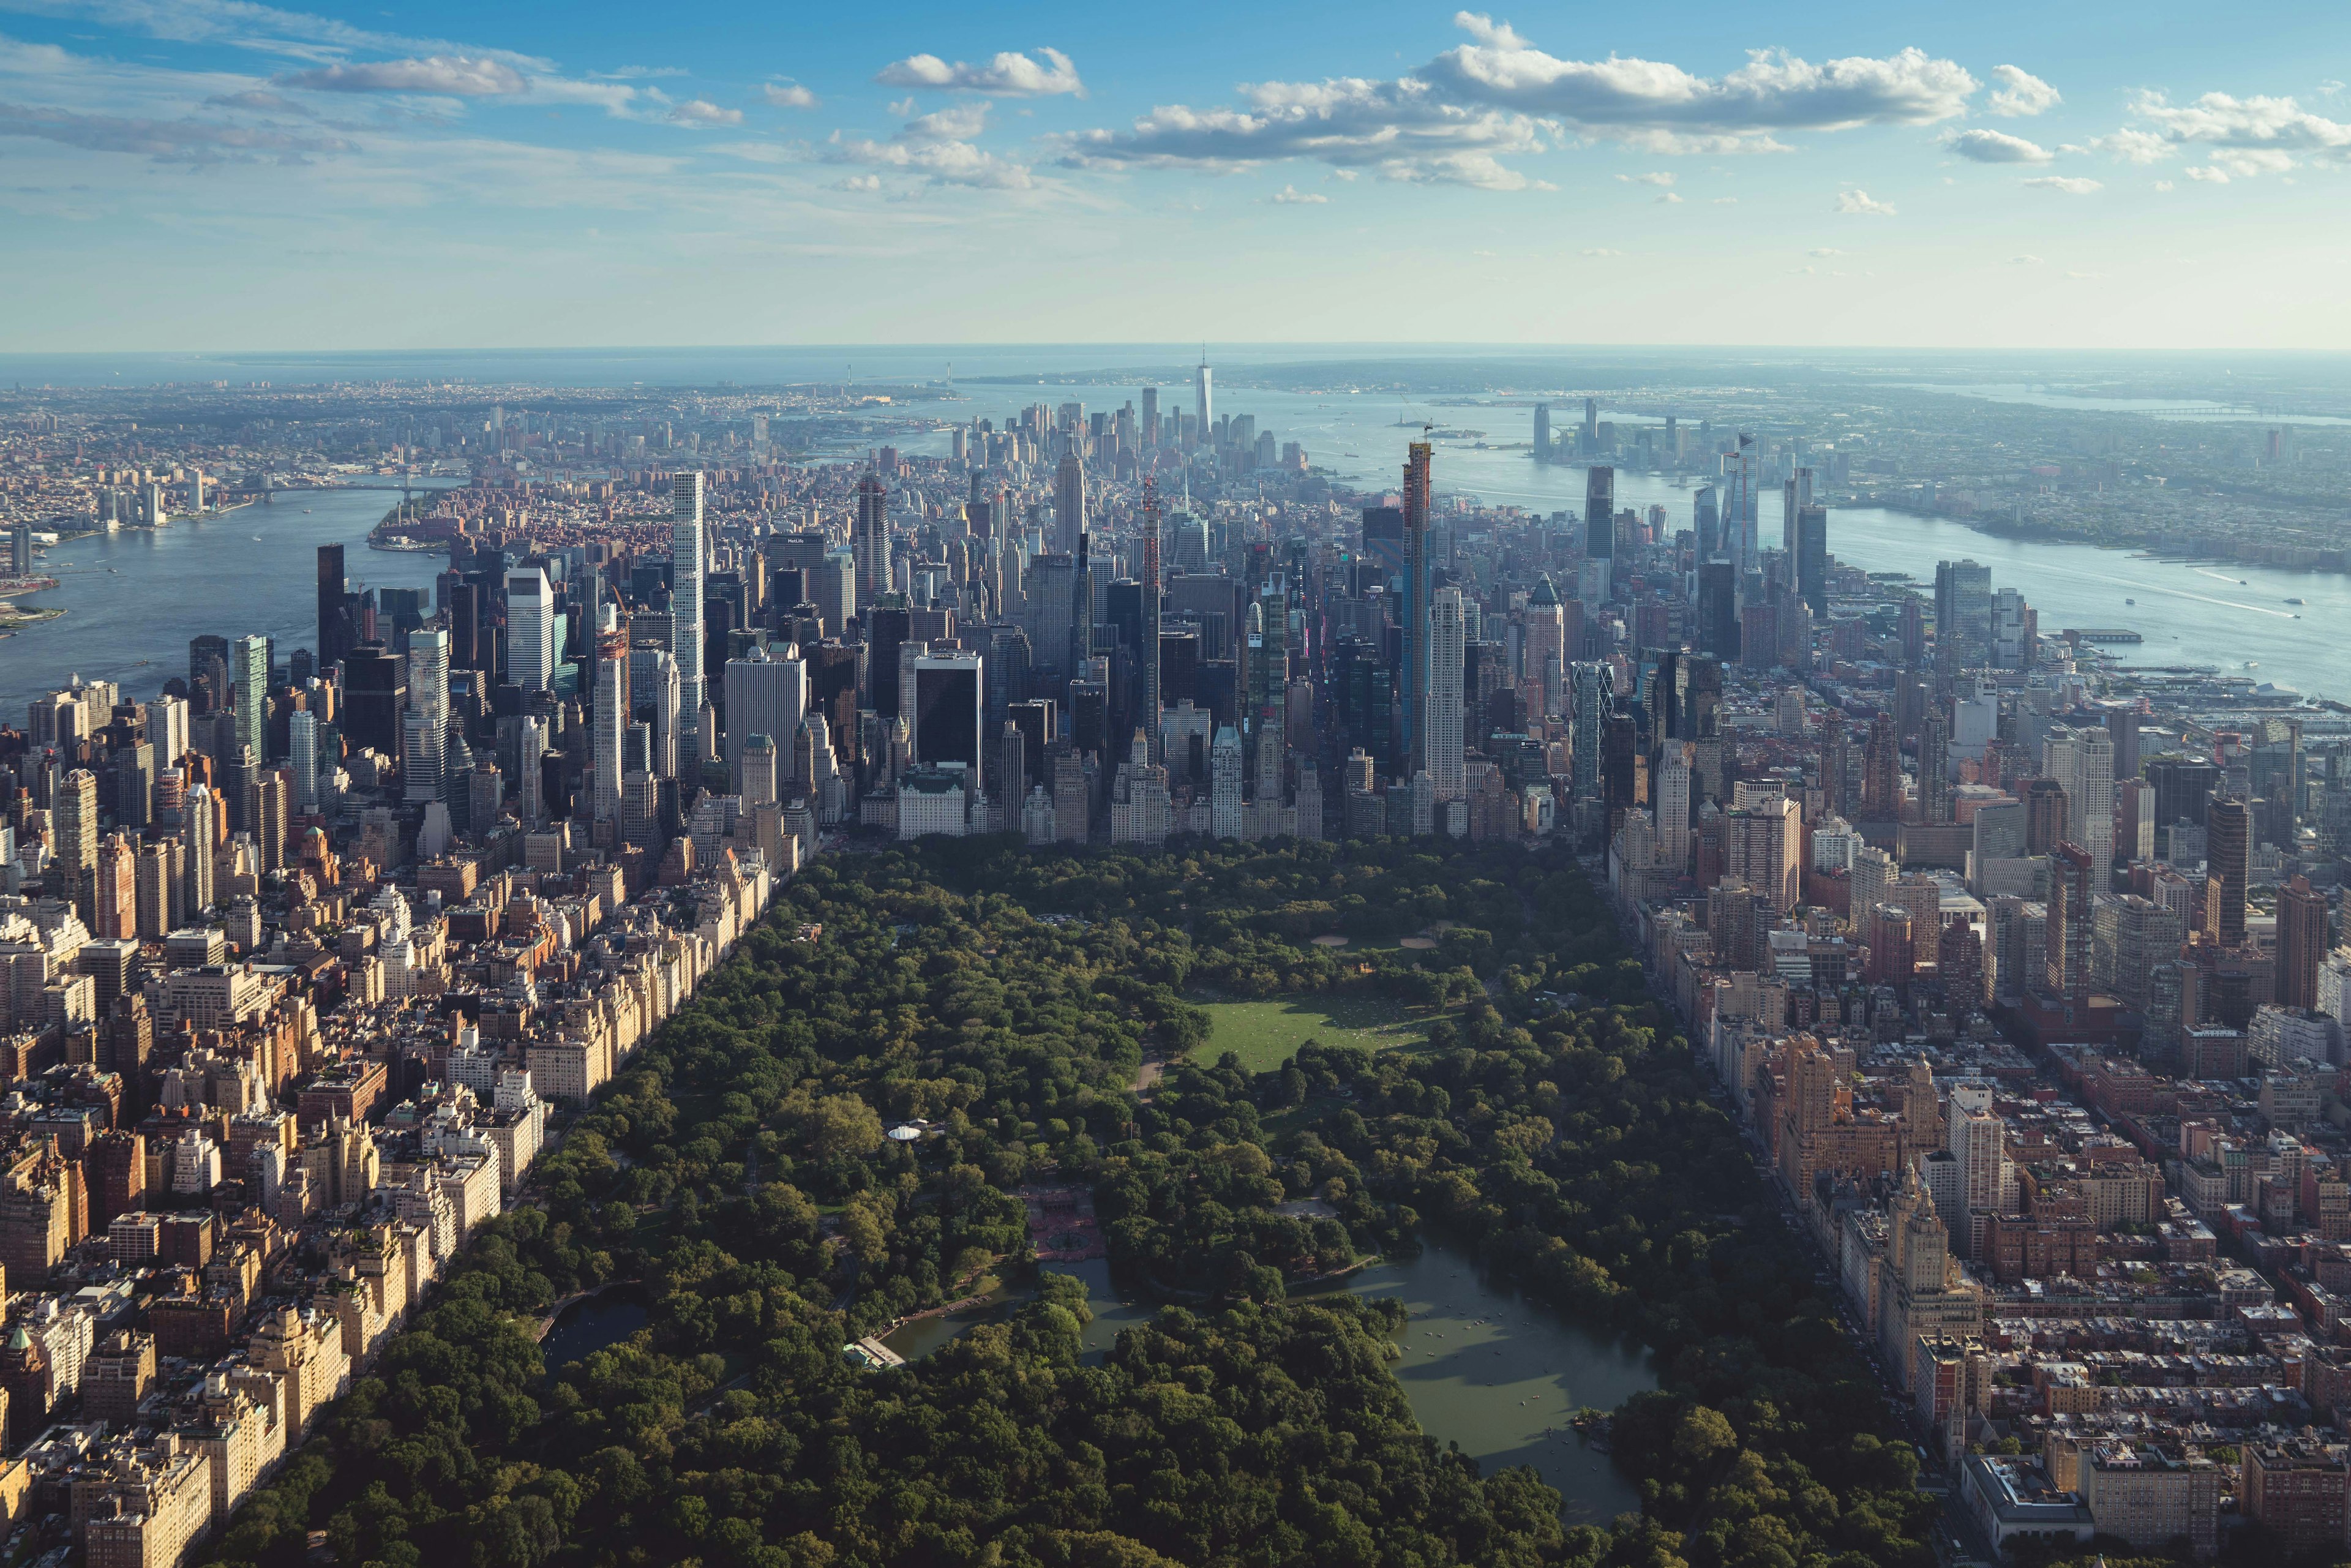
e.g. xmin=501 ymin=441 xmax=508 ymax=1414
xmin=2247 ymin=661 xmax=2261 ymax=669
xmin=2286 ymin=598 xmax=2306 ymax=605
xmin=2125 ymin=598 xmax=2135 ymax=605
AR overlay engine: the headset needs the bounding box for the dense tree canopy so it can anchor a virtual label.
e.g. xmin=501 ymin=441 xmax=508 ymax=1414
xmin=203 ymin=835 xmax=1931 ymax=1568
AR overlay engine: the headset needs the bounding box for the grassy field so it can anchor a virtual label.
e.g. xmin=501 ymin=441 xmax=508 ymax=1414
xmin=1189 ymin=993 xmax=1426 ymax=1074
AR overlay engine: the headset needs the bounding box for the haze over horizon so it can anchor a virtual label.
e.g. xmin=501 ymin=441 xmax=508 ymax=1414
xmin=4 ymin=0 xmax=2350 ymax=352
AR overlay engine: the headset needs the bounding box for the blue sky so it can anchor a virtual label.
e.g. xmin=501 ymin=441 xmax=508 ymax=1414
xmin=4 ymin=0 xmax=2349 ymax=352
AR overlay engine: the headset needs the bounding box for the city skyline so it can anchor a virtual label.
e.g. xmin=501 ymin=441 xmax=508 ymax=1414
xmin=4 ymin=1 xmax=2351 ymax=350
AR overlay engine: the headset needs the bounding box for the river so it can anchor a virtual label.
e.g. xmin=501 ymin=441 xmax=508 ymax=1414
xmin=894 ymin=379 xmax=2350 ymax=703
xmin=883 ymin=1241 xmax=1654 ymax=1524
xmin=13 ymin=380 xmax=2339 ymax=723
xmin=0 ymin=484 xmax=450 ymax=718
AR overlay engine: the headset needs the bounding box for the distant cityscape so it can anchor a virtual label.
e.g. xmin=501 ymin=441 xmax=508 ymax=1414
xmin=1 ymin=348 xmax=2350 ymax=1560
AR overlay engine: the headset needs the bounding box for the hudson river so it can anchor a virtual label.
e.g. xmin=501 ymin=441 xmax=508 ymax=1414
xmin=0 ymin=486 xmax=446 ymax=717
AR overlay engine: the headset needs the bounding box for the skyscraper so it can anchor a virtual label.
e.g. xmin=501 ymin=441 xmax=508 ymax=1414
xmin=2044 ymin=725 xmax=2117 ymax=868
xmin=288 ymin=710 xmax=318 ymax=814
xmin=1532 ymin=403 xmax=1551 ymax=460
xmin=1795 ymin=505 xmax=1829 ymax=616
xmin=317 ymin=544 xmax=353 ymax=672
xmin=1583 ymin=465 xmax=1614 ymax=587
xmin=2205 ymin=796 xmax=2251 ymax=947
xmin=1400 ymin=441 xmax=1433 ymax=779
xmin=727 ymin=648 xmax=808 ymax=792
xmin=1141 ymin=479 xmax=1163 ymax=765
xmin=1194 ymin=355 xmax=1213 ymax=442
xmin=912 ymin=651 xmax=984 ymax=771
xmin=228 ymin=633 xmax=269 ymax=760
xmin=592 ymin=616 xmax=628 ymax=823
xmin=672 ymin=472 xmax=707 ymax=738
xmin=53 ymin=768 xmax=97 ymax=918
xmin=1140 ymin=385 xmax=1159 ymax=447
xmin=1070 ymin=531 xmax=1093 ymax=682
xmin=1054 ymin=454 xmax=1087 ymax=554
xmin=852 ymin=471 xmax=892 ymax=606
xmin=1428 ymin=585 xmax=1466 ymax=798
xmin=506 ymin=569 xmax=555 ymax=693
xmin=2279 ymin=874 xmax=2328 ymax=1011
xmin=1933 ymin=560 xmax=1993 ymax=670
xmin=1780 ymin=467 xmax=1815 ymax=557
xmin=1570 ymin=661 xmax=1611 ymax=800
xmin=403 ymin=628 xmax=450 ymax=805
xmin=1698 ymin=561 xmax=1739 ymax=660
xmin=1727 ymin=433 xmax=1757 ymax=568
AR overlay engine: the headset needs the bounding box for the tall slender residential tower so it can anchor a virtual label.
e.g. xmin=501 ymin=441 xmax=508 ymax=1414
xmin=672 ymin=472 xmax=707 ymax=741
xmin=1400 ymin=441 xmax=1433 ymax=780
xmin=231 ymin=634 xmax=269 ymax=759
xmin=591 ymin=607 xmax=628 ymax=824
xmin=1141 ymin=477 xmax=1163 ymax=765
xmin=1054 ymin=453 xmax=1087 ymax=555
xmin=402 ymin=628 xmax=450 ymax=805
xmin=853 ymin=473 xmax=890 ymax=610
xmin=1428 ymin=585 xmax=1466 ymax=798
xmin=1071 ymin=531 xmax=1092 ymax=682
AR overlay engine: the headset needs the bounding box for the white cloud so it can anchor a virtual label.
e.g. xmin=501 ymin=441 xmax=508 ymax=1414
xmin=1579 ymin=246 xmax=1622 ymax=255
xmin=1834 ymin=187 xmax=1895 ymax=214
xmin=1656 ymin=190 xmax=1681 ymax=202
xmin=2022 ymin=174 xmax=2101 ymax=193
xmin=1421 ymin=21 xmax=1976 ymax=139
xmin=875 ymin=47 xmax=1083 ymax=98
xmin=1948 ymin=127 xmax=2052 ymax=163
xmin=1710 ymin=195 xmax=1736 ymax=203
xmin=1265 ymin=182 xmax=1325 ymax=203
xmin=832 ymin=172 xmax=880 ymax=192
xmin=1062 ymin=18 xmax=1972 ymax=190
xmin=2008 ymin=253 xmax=2042 ymax=264
xmin=276 ymin=55 xmax=525 ymax=96
xmin=902 ymin=102 xmax=989 ymax=141
xmin=2205 ymin=146 xmax=2295 ymax=178
xmin=2184 ymin=165 xmax=2230 ymax=183
xmin=2089 ymin=127 xmax=2172 ymax=164
xmin=1 ymin=0 xmax=523 ymax=63
xmin=2132 ymin=90 xmax=2351 ymax=156
xmin=812 ymin=99 xmax=1039 ymax=188
xmin=1808 ymin=246 xmax=1844 ymax=255
xmin=1059 ymin=77 xmax=1545 ymax=190
xmin=2153 ymin=178 xmax=2175 ymax=190
xmin=0 ymin=97 xmax=353 ymax=161
xmin=2065 ymin=270 xmax=2105 ymax=279
xmin=1986 ymin=64 xmax=2060 ymax=116
xmin=1619 ymin=170 xmax=1674 ymax=185
xmin=667 ymin=98 xmax=740 ymax=126
xmin=762 ymin=81 xmax=817 ymax=110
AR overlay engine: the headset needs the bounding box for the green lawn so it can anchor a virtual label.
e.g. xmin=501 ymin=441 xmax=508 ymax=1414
xmin=1189 ymin=993 xmax=1427 ymax=1074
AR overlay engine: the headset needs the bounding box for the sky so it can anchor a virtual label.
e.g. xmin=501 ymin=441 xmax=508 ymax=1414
xmin=3 ymin=0 xmax=2350 ymax=353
